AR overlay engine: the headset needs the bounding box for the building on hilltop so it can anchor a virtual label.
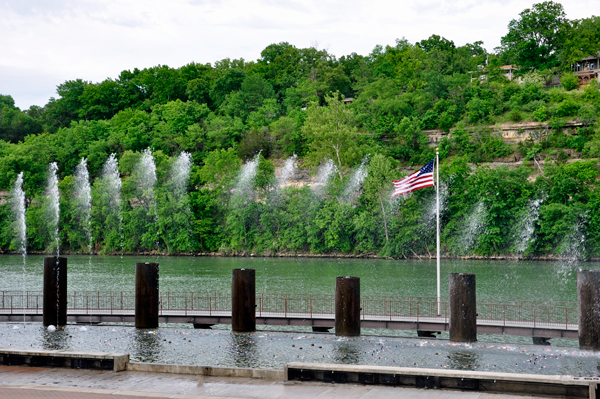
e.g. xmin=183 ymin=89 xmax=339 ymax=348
xmin=499 ymin=65 xmax=518 ymax=81
xmin=571 ymin=53 xmax=600 ymax=87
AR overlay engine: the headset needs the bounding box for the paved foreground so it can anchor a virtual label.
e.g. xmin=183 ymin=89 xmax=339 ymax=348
xmin=0 ymin=365 xmax=555 ymax=399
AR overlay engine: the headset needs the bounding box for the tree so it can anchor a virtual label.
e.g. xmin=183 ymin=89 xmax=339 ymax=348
xmin=220 ymin=74 xmax=275 ymax=121
xmin=362 ymin=153 xmax=395 ymax=244
xmin=210 ymin=69 xmax=246 ymax=109
xmin=560 ymin=72 xmax=579 ymax=91
xmin=499 ymin=1 xmax=567 ymax=70
xmin=560 ymin=16 xmax=600 ymax=67
xmin=0 ymin=106 xmax=43 ymax=142
xmin=0 ymin=95 xmax=16 ymax=109
xmin=302 ymin=94 xmax=362 ymax=178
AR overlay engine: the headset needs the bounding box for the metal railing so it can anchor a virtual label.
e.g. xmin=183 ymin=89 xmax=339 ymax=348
xmin=0 ymin=291 xmax=578 ymax=329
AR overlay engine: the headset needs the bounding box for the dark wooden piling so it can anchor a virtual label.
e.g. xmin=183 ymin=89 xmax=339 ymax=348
xmin=43 ymin=257 xmax=67 ymax=326
xmin=449 ymin=273 xmax=477 ymax=342
xmin=232 ymin=268 xmax=256 ymax=332
xmin=578 ymin=270 xmax=600 ymax=350
xmin=135 ymin=262 xmax=159 ymax=329
xmin=335 ymin=276 xmax=360 ymax=336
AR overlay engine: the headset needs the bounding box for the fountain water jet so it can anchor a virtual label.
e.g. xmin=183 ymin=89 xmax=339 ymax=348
xmin=46 ymin=162 xmax=60 ymax=255
xmin=313 ymin=159 xmax=337 ymax=196
xmin=171 ymin=152 xmax=192 ymax=199
xmin=167 ymin=152 xmax=193 ymax=250
xmin=233 ymin=153 xmax=260 ymax=199
xmin=559 ymin=213 xmax=587 ymax=266
xmin=135 ymin=148 xmax=159 ymax=251
xmin=11 ymin=172 xmax=28 ymax=325
xmin=277 ymin=154 xmax=297 ymax=188
xmin=100 ymin=153 xmax=123 ymax=253
xmin=74 ymin=158 xmax=92 ymax=253
xmin=459 ymin=202 xmax=487 ymax=255
xmin=342 ymin=156 xmax=369 ymax=202
xmin=11 ymin=172 xmax=27 ymax=255
xmin=513 ymin=198 xmax=542 ymax=255
xmin=136 ymin=148 xmax=158 ymax=202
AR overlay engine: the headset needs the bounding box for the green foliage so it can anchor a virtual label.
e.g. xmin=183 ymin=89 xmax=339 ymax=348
xmin=303 ymin=94 xmax=363 ymax=176
xmin=532 ymin=106 xmax=548 ymax=122
xmin=499 ymin=1 xmax=567 ymax=70
xmin=4 ymin=22 xmax=600 ymax=258
xmin=560 ymin=72 xmax=579 ymax=91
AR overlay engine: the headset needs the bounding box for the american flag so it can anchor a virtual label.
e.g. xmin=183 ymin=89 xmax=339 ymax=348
xmin=392 ymin=159 xmax=434 ymax=197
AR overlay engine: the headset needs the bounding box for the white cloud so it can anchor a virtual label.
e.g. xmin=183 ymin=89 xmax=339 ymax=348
xmin=0 ymin=0 xmax=597 ymax=109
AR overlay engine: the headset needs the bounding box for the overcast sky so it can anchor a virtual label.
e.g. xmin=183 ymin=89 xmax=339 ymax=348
xmin=1 ymin=0 xmax=596 ymax=109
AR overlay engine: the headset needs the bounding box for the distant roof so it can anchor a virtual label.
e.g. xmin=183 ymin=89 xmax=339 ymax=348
xmin=499 ymin=65 xmax=518 ymax=70
xmin=580 ymin=52 xmax=600 ymax=61
xmin=343 ymin=97 xmax=354 ymax=102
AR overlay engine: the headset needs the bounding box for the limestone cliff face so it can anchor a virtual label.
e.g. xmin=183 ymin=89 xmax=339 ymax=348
xmin=423 ymin=121 xmax=585 ymax=145
xmin=0 ymin=191 xmax=8 ymax=205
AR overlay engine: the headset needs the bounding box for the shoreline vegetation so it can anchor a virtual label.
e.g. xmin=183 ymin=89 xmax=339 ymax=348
xmin=2 ymin=2 xmax=600 ymax=260
xmin=1 ymin=250 xmax=595 ymax=262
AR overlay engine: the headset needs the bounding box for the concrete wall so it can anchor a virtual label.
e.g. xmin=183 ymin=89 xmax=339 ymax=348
xmin=127 ymin=362 xmax=283 ymax=380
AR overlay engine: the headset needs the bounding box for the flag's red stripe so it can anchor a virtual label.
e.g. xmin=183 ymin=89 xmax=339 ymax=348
xmin=392 ymin=172 xmax=434 ymax=196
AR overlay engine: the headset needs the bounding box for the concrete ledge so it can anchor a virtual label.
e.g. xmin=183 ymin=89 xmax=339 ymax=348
xmin=286 ymin=362 xmax=599 ymax=398
xmin=0 ymin=348 xmax=129 ymax=372
xmin=127 ymin=361 xmax=283 ymax=380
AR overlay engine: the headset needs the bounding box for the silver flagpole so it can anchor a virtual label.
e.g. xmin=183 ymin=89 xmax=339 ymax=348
xmin=436 ymin=148 xmax=440 ymax=316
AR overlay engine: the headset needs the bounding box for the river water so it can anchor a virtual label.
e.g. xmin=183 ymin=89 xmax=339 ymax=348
xmin=2 ymin=255 xmax=599 ymax=375
xmin=0 ymin=255 xmax=591 ymax=301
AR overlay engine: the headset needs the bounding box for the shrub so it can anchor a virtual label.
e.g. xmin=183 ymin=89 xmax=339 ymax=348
xmin=466 ymin=97 xmax=491 ymax=123
xmin=554 ymin=98 xmax=580 ymax=117
xmin=509 ymin=109 xmax=523 ymax=122
xmin=522 ymin=100 xmax=547 ymax=113
xmin=560 ymin=72 xmax=579 ymax=91
xmin=532 ymin=106 xmax=548 ymax=122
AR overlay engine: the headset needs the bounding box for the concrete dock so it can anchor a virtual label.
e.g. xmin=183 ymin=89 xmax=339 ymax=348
xmin=0 ymin=365 xmax=564 ymax=398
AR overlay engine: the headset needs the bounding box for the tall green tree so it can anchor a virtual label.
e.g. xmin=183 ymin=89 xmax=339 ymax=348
xmin=499 ymin=1 xmax=567 ymax=70
xmin=303 ymin=94 xmax=362 ymax=178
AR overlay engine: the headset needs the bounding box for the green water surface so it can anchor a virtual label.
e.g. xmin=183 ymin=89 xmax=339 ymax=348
xmin=0 ymin=255 xmax=594 ymax=302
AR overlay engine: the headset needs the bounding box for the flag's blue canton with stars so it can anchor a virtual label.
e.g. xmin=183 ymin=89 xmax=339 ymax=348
xmin=392 ymin=159 xmax=434 ymax=196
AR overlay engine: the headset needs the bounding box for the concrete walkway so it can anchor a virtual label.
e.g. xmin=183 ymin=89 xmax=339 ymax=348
xmin=0 ymin=366 xmax=554 ymax=398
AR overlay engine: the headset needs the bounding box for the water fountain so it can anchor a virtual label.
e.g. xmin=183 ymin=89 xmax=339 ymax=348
xmin=136 ymin=148 xmax=158 ymax=205
xmin=74 ymin=158 xmax=92 ymax=253
xmin=342 ymin=156 xmax=369 ymax=202
xmin=277 ymin=154 xmax=297 ymax=188
xmin=11 ymin=172 xmax=28 ymax=325
xmin=233 ymin=153 xmax=260 ymax=200
xmin=135 ymin=148 xmax=159 ymax=251
xmin=559 ymin=213 xmax=587 ymax=265
xmin=171 ymin=152 xmax=192 ymax=200
xmin=167 ymin=152 xmax=193 ymax=250
xmin=313 ymin=159 xmax=337 ymax=196
xmin=425 ymin=181 xmax=448 ymax=228
xmin=513 ymin=198 xmax=542 ymax=255
xmin=458 ymin=202 xmax=487 ymax=255
xmin=100 ymin=153 xmax=123 ymax=253
xmin=11 ymin=172 xmax=27 ymax=255
xmin=46 ymin=162 xmax=60 ymax=255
